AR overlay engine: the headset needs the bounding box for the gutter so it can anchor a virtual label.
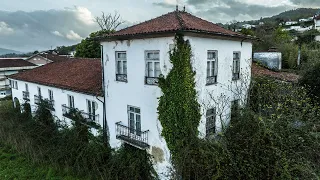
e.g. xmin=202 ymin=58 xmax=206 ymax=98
xmin=100 ymin=45 xmax=108 ymax=145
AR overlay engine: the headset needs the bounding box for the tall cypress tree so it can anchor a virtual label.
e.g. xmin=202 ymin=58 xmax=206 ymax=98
xmin=158 ymin=34 xmax=201 ymax=159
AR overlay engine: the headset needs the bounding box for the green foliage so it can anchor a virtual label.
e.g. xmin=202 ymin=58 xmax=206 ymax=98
xmin=0 ymin=143 xmax=81 ymax=180
xmin=277 ymin=43 xmax=299 ymax=69
xmin=273 ymin=27 xmax=292 ymax=44
xmin=75 ymin=30 xmax=111 ymax=58
xmin=0 ymin=100 xmax=156 ymax=179
xmin=300 ymin=62 xmax=320 ymax=102
xmin=158 ymin=34 xmax=201 ymax=159
xmin=296 ymin=29 xmax=320 ymax=45
xmin=240 ymin=28 xmax=254 ymax=36
xmin=55 ymin=45 xmax=77 ymax=55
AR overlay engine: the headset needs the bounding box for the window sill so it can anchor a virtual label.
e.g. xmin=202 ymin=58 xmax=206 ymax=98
xmin=232 ymin=78 xmax=240 ymax=81
xmin=145 ymin=77 xmax=159 ymax=86
xmin=206 ymin=82 xmax=218 ymax=86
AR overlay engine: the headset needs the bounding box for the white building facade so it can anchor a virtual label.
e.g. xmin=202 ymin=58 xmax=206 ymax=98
xmin=9 ymin=58 xmax=104 ymax=132
xmin=10 ymin=80 xmax=104 ymax=128
xmin=101 ymin=10 xmax=253 ymax=176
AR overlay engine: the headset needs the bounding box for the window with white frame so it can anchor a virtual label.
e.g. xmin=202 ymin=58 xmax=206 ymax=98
xmin=206 ymin=108 xmax=216 ymax=137
xmin=115 ymin=51 xmax=127 ymax=82
xmin=48 ymin=90 xmax=53 ymax=101
xmin=206 ymin=50 xmax=218 ymax=85
xmin=232 ymin=52 xmax=241 ymax=80
xmin=87 ymin=100 xmax=96 ymax=121
xmin=145 ymin=51 xmax=160 ymax=85
xmin=128 ymin=106 xmax=141 ymax=136
xmin=15 ymin=81 xmax=18 ymax=90
xmin=37 ymin=87 xmax=41 ymax=97
xmin=68 ymin=95 xmax=74 ymax=108
xmin=25 ymin=84 xmax=29 ymax=92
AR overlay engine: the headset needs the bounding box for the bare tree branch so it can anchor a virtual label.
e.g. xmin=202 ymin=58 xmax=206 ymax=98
xmin=95 ymin=11 xmax=124 ymax=31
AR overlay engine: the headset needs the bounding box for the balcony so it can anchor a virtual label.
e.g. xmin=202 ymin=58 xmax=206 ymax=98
xmin=34 ymin=95 xmax=42 ymax=104
xmin=116 ymin=74 xmax=127 ymax=82
xmin=23 ymin=91 xmax=30 ymax=100
xmin=232 ymin=73 xmax=240 ymax=80
xmin=206 ymin=76 xmax=217 ymax=85
xmin=115 ymin=122 xmax=149 ymax=149
xmin=62 ymin=104 xmax=99 ymax=126
xmin=145 ymin=77 xmax=159 ymax=85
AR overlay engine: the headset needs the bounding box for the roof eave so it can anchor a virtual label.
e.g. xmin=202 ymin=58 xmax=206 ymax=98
xmin=99 ymin=29 xmax=256 ymax=42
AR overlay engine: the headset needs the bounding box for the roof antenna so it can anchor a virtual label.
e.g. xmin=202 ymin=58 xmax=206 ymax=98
xmin=183 ymin=6 xmax=186 ymax=12
xmin=176 ymin=5 xmax=178 ymax=11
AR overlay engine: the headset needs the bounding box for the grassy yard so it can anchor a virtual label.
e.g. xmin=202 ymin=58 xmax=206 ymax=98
xmin=0 ymin=143 xmax=81 ymax=180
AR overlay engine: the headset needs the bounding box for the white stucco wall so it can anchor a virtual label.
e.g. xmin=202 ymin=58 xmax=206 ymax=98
xmin=315 ymin=19 xmax=320 ymax=30
xmin=9 ymin=80 xmax=104 ymax=132
xmin=102 ymin=35 xmax=252 ymax=177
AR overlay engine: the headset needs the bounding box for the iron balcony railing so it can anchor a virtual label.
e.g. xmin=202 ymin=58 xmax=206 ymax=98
xmin=206 ymin=76 xmax=217 ymax=85
xmin=23 ymin=91 xmax=30 ymax=100
xmin=62 ymin=104 xmax=99 ymax=123
xmin=232 ymin=73 xmax=240 ymax=80
xmin=34 ymin=95 xmax=42 ymax=104
xmin=145 ymin=76 xmax=159 ymax=85
xmin=116 ymin=74 xmax=128 ymax=82
xmin=115 ymin=122 xmax=149 ymax=149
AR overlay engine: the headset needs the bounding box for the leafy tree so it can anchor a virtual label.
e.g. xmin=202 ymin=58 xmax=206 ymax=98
xmin=273 ymin=27 xmax=292 ymax=44
xmin=240 ymin=28 xmax=254 ymax=36
xmin=75 ymin=30 xmax=107 ymax=58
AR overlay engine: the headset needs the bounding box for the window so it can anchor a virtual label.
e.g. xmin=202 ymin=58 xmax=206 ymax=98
xmin=9 ymin=80 xmax=12 ymax=88
xmin=15 ymin=81 xmax=18 ymax=90
xmin=37 ymin=87 xmax=41 ymax=97
xmin=206 ymin=108 xmax=216 ymax=137
xmin=48 ymin=90 xmax=53 ymax=101
xmin=206 ymin=51 xmax=218 ymax=85
xmin=87 ymin=100 xmax=96 ymax=121
xmin=145 ymin=51 xmax=160 ymax=85
xmin=232 ymin=52 xmax=241 ymax=80
xmin=128 ymin=106 xmax=141 ymax=136
xmin=115 ymin=52 xmax=127 ymax=82
xmin=25 ymin=84 xmax=29 ymax=92
xmin=68 ymin=95 xmax=74 ymax=108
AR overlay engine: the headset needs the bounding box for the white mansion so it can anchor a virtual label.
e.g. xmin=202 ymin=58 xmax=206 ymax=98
xmin=10 ymin=9 xmax=253 ymax=178
xmin=100 ymin=10 xmax=253 ymax=175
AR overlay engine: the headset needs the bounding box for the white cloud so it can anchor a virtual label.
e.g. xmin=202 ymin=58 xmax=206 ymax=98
xmin=52 ymin=30 xmax=63 ymax=37
xmin=66 ymin=30 xmax=83 ymax=41
xmin=0 ymin=21 xmax=14 ymax=35
xmin=73 ymin=6 xmax=95 ymax=26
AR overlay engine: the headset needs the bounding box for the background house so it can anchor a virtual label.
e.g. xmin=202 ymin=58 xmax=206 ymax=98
xmin=0 ymin=58 xmax=36 ymax=98
xmin=100 ymin=10 xmax=253 ymax=176
xmin=9 ymin=58 xmax=104 ymax=131
xmin=314 ymin=15 xmax=320 ymax=30
xmin=25 ymin=53 xmax=70 ymax=66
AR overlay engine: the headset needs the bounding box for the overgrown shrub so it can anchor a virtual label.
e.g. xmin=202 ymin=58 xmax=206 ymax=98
xmin=0 ymin=100 xmax=155 ymax=179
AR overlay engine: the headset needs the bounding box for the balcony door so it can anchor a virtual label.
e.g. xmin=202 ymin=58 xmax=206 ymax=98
xmin=128 ymin=106 xmax=141 ymax=136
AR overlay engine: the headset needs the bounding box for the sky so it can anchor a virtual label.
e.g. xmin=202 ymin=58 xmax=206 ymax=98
xmin=0 ymin=0 xmax=319 ymax=52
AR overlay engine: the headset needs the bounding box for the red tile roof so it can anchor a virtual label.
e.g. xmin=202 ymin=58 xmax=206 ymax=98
xmin=106 ymin=11 xmax=244 ymax=39
xmin=252 ymin=63 xmax=299 ymax=82
xmin=9 ymin=58 xmax=102 ymax=96
xmin=0 ymin=59 xmax=36 ymax=68
xmin=38 ymin=54 xmax=70 ymax=62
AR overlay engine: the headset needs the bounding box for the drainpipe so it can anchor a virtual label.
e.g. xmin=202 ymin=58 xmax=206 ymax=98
xmin=100 ymin=45 xmax=108 ymax=146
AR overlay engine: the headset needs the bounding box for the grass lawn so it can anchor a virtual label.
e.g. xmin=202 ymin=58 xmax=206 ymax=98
xmin=0 ymin=143 xmax=81 ymax=180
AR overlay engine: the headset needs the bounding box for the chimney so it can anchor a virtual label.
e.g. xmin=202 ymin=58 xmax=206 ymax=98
xmin=176 ymin=5 xmax=178 ymax=11
xmin=183 ymin=6 xmax=186 ymax=12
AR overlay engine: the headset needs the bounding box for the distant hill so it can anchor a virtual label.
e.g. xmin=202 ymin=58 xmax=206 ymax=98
xmin=263 ymin=8 xmax=319 ymax=22
xmin=0 ymin=48 xmax=23 ymax=56
xmin=227 ymin=8 xmax=319 ymax=28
